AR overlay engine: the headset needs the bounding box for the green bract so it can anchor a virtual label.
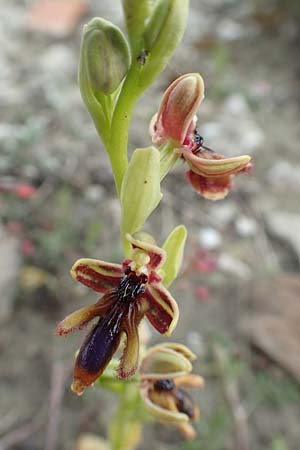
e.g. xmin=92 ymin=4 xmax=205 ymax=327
xmin=121 ymin=147 xmax=162 ymax=250
xmin=82 ymin=18 xmax=130 ymax=95
xmin=162 ymin=225 xmax=187 ymax=287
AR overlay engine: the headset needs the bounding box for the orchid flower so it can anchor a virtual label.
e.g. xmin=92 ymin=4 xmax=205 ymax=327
xmin=56 ymin=233 xmax=179 ymax=395
xmin=139 ymin=343 xmax=204 ymax=441
xmin=149 ymin=73 xmax=252 ymax=200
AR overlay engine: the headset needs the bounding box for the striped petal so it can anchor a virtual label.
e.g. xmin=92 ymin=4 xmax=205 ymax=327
xmin=55 ymin=291 xmax=116 ymax=336
xmin=126 ymin=233 xmax=166 ymax=271
xmin=144 ymin=284 xmax=179 ymax=336
xmin=71 ymin=258 xmax=123 ymax=293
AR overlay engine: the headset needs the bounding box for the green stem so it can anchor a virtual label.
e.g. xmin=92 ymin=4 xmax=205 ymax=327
xmin=159 ymin=141 xmax=180 ymax=180
xmin=109 ymin=62 xmax=142 ymax=196
xmin=109 ymin=383 xmax=141 ymax=450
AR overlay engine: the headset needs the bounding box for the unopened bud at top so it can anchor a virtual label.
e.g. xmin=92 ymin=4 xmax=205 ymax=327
xmin=122 ymin=0 xmax=155 ymax=51
xmin=150 ymin=73 xmax=204 ymax=146
xmin=81 ymin=18 xmax=130 ymax=95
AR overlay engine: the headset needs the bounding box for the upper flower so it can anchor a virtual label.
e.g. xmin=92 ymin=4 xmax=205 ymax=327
xmin=150 ymin=73 xmax=204 ymax=147
xmin=139 ymin=343 xmax=204 ymax=441
xmin=149 ymin=73 xmax=252 ymax=200
xmin=55 ymin=233 xmax=179 ymax=396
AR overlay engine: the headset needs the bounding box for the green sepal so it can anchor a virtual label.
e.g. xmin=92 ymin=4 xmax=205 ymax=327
xmin=140 ymin=345 xmax=192 ymax=379
xmin=139 ymin=0 xmax=189 ymax=91
xmin=161 ymin=225 xmax=187 ymax=287
xmin=121 ymin=147 xmax=162 ymax=254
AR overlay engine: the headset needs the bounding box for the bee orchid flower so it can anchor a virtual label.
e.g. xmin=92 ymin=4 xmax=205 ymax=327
xmin=56 ymin=233 xmax=179 ymax=396
xmin=149 ymin=73 xmax=252 ymax=200
xmin=139 ymin=343 xmax=204 ymax=441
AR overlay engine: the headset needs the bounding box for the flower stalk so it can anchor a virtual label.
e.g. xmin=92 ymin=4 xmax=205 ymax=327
xmin=56 ymin=1 xmax=254 ymax=447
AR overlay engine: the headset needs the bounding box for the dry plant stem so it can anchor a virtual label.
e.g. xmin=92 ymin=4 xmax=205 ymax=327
xmin=213 ymin=344 xmax=250 ymax=450
xmin=44 ymin=362 xmax=72 ymax=450
xmin=0 ymin=415 xmax=43 ymax=450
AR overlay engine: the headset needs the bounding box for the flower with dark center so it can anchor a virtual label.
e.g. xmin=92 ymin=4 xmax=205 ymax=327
xmin=139 ymin=343 xmax=204 ymax=441
xmin=55 ymin=233 xmax=179 ymax=395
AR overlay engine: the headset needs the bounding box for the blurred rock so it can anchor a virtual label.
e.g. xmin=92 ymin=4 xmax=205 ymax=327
xmin=235 ymin=215 xmax=257 ymax=237
xmin=84 ymin=185 xmax=105 ymax=203
xmin=38 ymin=45 xmax=76 ymax=78
xmin=267 ymin=160 xmax=300 ymax=190
xmin=241 ymin=275 xmax=300 ymax=380
xmin=218 ymin=253 xmax=252 ymax=280
xmin=216 ymin=19 xmax=246 ymax=41
xmin=265 ymin=211 xmax=300 ymax=263
xmin=186 ymin=331 xmax=204 ymax=356
xmin=202 ymin=95 xmax=265 ymax=155
xmin=0 ymin=227 xmax=20 ymax=322
xmin=210 ymin=201 xmax=237 ymax=227
xmin=198 ymin=227 xmax=222 ymax=250
xmin=27 ymin=0 xmax=89 ymax=37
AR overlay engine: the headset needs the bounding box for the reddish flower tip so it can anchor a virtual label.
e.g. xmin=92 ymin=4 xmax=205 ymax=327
xmin=186 ymin=170 xmax=231 ymax=201
xmin=150 ymin=73 xmax=204 ymax=146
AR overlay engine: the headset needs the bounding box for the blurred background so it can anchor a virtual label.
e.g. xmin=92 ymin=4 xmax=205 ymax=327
xmin=1 ymin=0 xmax=300 ymax=449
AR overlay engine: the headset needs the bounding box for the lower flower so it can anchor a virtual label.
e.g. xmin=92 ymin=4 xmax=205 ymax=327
xmin=139 ymin=343 xmax=204 ymax=441
xmin=55 ymin=233 xmax=179 ymax=395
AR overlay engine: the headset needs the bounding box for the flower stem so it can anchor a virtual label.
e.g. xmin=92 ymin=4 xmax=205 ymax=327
xmin=109 ymin=383 xmax=141 ymax=450
xmin=109 ymin=62 xmax=142 ymax=197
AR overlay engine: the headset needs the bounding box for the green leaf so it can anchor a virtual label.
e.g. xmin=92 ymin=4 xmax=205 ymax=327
xmin=121 ymin=147 xmax=162 ymax=254
xmin=162 ymin=225 xmax=187 ymax=287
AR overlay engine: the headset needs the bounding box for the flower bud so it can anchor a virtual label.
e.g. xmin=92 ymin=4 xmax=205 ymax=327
xmin=150 ymin=73 xmax=204 ymax=146
xmin=121 ymin=147 xmax=162 ymax=242
xmin=122 ymin=0 xmax=155 ymax=50
xmin=138 ymin=0 xmax=189 ymax=91
xmin=161 ymin=225 xmax=187 ymax=287
xmin=81 ymin=18 xmax=130 ymax=95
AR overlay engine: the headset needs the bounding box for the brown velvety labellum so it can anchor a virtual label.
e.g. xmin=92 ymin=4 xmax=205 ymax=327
xmin=74 ymin=305 xmax=123 ymax=385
